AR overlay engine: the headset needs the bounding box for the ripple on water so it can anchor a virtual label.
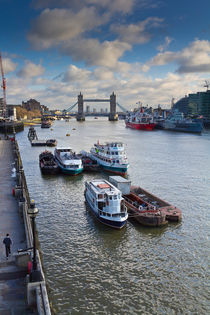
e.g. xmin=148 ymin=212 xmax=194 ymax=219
xmin=17 ymin=121 xmax=210 ymax=315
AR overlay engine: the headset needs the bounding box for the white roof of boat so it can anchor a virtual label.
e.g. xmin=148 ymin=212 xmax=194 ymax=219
xmin=89 ymin=179 xmax=121 ymax=194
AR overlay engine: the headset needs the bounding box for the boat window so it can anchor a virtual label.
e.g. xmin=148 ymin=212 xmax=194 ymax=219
xmin=114 ymin=195 xmax=117 ymax=200
xmin=109 ymin=196 xmax=112 ymax=200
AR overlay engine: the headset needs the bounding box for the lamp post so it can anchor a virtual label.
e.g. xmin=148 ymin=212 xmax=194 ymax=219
xmin=28 ymin=200 xmax=39 ymax=271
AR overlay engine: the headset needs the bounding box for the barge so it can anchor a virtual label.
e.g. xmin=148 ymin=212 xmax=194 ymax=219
xmin=109 ymin=176 xmax=182 ymax=226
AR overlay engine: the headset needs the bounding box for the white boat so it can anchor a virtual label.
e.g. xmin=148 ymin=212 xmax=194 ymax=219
xmin=54 ymin=148 xmax=83 ymax=175
xmin=89 ymin=142 xmax=129 ymax=175
xmin=85 ymin=179 xmax=128 ymax=229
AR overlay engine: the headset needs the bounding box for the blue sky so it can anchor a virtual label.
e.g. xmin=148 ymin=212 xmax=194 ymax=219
xmin=1 ymin=0 xmax=210 ymax=110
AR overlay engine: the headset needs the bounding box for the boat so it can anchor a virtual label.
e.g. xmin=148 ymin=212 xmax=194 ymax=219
xmin=89 ymin=141 xmax=129 ymax=175
xmin=160 ymin=109 xmax=203 ymax=133
xmin=39 ymin=151 xmax=60 ymax=174
xmin=109 ymin=176 xmax=182 ymax=226
xmin=54 ymin=147 xmax=83 ymax=175
xmin=130 ymin=185 xmax=182 ymax=222
xmin=77 ymin=151 xmax=101 ymax=172
xmin=125 ymin=107 xmax=156 ymax=131
xmin=41 ymin=120 xmax=51 ymax=128
xmin=28 ymin=127 xmax=38 ymax=141
xmin=46 ymin=139 xmax=57 ymax=147
xmin=85 ymin=179 xmax=128 ymax=229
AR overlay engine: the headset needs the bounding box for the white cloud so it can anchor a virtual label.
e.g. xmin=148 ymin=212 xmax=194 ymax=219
xmin=149 ymin=39 xmax=210 ymax=73
xmin=2 ymin=58 xmax=17 ymax=73
xmin=17 ymin=61 xmax=45 ymax=78
xmin=61 ymin=39 xmax=131 ymax=67
xmin=28 ymin=7 xmax=108 ymax=49
xmin=111 ymin=17 xmax=164 ymax=44
xmin=157 ymin=36 xmax=173 ymax=52
xmin=63 ymin=65 xmax=91 ymax=82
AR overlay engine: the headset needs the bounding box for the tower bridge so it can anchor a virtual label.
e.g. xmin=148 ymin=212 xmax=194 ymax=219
xmin=65 ymin=92 xmax=127 ymax=121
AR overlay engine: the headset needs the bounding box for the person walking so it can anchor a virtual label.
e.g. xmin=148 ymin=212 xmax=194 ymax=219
xmin=3 ymin=233 xmax=12 ymax=259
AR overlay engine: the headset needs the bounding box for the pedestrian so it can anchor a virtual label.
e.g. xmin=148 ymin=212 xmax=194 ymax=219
xmin=3 ymin=233 xmax=12 ymax=259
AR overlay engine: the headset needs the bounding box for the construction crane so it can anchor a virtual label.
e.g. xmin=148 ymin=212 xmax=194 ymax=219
xmin=204 ymin=80 xmax=209 ymax=91
xmin=0 ymin=52 xmax=7 ymax=118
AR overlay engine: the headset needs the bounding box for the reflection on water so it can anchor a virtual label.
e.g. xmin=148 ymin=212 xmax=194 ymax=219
xmin=17 ymin=119 xmax=210 ymax=315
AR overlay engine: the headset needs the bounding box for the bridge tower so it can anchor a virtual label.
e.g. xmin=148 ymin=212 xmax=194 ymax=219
xmin=76 ymin=92 xmax=85 ymax=121
xmin=109 ymin=92 xmax=118 ymax=121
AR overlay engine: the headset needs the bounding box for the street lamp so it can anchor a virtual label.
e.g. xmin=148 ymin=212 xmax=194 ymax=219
xmin=28 ymin=200 xmax=39 ymax=271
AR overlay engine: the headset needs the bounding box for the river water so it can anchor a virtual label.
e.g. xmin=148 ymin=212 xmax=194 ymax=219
xmin=16 ymin=118 xmax=210 ymax=315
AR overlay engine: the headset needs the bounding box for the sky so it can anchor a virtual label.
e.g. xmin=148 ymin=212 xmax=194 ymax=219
xmin=1 ymin=0 xmax=210 ymax=110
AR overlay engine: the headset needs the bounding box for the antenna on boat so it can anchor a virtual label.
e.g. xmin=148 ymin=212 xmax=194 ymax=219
xmin=204 ymin=80 xmax=210 ymax=91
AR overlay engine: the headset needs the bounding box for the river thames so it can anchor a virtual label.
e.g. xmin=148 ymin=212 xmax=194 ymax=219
xmin=16 ymin=118 xmax=210 ymax=315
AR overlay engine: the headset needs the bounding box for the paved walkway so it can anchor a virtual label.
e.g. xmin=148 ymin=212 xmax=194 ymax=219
xmin=0 ymin=139 xmax=36 ymax=314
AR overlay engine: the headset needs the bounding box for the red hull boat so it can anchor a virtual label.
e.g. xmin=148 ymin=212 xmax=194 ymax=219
xmin=125 ymin=121 xmax=156 ymax=130
xmin=125 ymin=106 xmax=156 ymax=131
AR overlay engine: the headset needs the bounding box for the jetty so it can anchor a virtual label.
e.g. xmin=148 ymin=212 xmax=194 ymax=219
xmin=28 ymin=126 xmax=57 ymax=147
xmin=0 ymin=136 xmax=51 ymax=314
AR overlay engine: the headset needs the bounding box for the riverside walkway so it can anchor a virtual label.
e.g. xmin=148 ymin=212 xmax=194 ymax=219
xmin=0 ymin=139 xmax=36 ymax=314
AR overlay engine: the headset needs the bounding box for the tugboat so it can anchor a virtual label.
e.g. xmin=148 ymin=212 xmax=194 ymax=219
xmin=125 ymin=107 xmax=156 ymax=131
xmin=85 ymin=179 xmax=128 ymax=229
xmin=89 ymin=141 xmax=129 ymax=175
xmin=54 ymin=147 xmax=83 ymax=175
xmin=39 ymin=151 xmax=60 ymax=174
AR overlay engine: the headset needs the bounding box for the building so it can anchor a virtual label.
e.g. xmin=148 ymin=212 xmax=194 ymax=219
xmin=22 ymin=99 xmax=41 ymax=111
xmin=173 ymin=90 xmax=210 ymax=120
xmin=173 ymin=96 xmax=189 ymax=115
xmin=189 ymin=90 xmax=210 ymax=119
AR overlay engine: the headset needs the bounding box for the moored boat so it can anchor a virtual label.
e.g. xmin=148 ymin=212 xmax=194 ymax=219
xmin=125 ymin=107 xmax=156 ymax=131
xmin=39 ymin=151 xmax=60 ymax=174
xmin=46 ymin=139 xmax=57 ymax=147
xmin=85 ymin=179 xmax=128 ymax=229
xmin=109 ymin=176 xmax=182 ymax=225
xmin=89 ymin=141 xmax=129 ymax=175
xmin=161 ymin=109 xmax=203 ymax=133
xmin=54 ymin=147 xmax=83 ymax=175
xmin=41 ymin=120 xmax=51 ymax=128
xmin=130 ymin=186 xmax=182 ymax=222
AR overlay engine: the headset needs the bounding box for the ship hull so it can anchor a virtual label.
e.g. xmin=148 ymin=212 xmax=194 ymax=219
xmin=90 ymin=154 xmax=128 ymax=175
xmin=85 ymin=193 xmax=127 ymax=229
xmin=55 ymin=159 xmax=83 ymax=175
xmin=162 ymin=122 xmax=203 ymax=133
xmin=125 ymin=121 xmax=156 ymax=131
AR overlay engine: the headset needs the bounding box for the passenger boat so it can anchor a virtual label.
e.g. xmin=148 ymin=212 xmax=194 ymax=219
xmin=39 ymin=151 xmax=60 ymax=174
xmin=85 ymin=179 xmax=128 ymax=229
xmin=125 ymin=107 xmax=156 ymax=131
xmin=54 ymin=147 xmax=83 ymax=175
xmin=160 ymin=109 xmax=203 ymax=133
xmin=89 ymin=142 xmax=129 ymax=175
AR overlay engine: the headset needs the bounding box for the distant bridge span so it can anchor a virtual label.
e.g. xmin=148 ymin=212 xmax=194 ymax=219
xmin=65 ymin=92 xmax=127 ymax=121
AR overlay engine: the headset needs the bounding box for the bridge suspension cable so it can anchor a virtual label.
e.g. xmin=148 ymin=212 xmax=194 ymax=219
xmin=116 ymin=102 xmax=128 ymax=112
xmin=66 ymin=101 xmax=78 ymax=112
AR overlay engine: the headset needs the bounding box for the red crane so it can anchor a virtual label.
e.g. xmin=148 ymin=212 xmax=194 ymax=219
xmin=0 ymin=51 xmax=7 ymax=118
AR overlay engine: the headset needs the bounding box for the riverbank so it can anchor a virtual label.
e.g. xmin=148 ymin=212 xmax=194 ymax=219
xmin=0 ymin=138 xmax=51 ymax=314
